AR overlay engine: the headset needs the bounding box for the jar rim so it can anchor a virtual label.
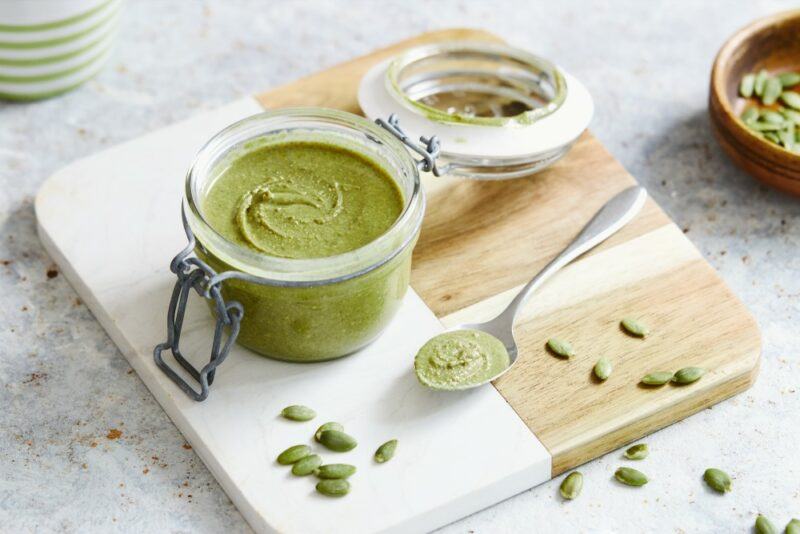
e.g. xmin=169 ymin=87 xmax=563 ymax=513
xmin=183 ymin=107 xmax=425 ymax=286
xmin=386 ymin=41 xmax=567 ymax=127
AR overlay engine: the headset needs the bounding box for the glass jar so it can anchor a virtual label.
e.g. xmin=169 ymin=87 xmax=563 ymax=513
xmin=183 ymin=108 xmax=425 ymax=362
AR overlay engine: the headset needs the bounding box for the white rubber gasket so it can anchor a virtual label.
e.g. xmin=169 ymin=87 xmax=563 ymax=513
xmin=358 ymin=57 xmax=594 ymax=161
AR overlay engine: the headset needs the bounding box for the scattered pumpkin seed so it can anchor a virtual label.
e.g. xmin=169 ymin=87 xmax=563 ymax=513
xmin=702 ymin=467 xmax=731 ymax=493
xmin=316 ymin=478 xmax=350 ymax=497
xmin=740 ymin=73 xmax=756 ymax=97
xmin=546 ymin=338 xmax=574 ymax=358
xmin=374 ymin=439 xmax=398 ymax=463
xmin=593 ymin=357 xmax=612 ymax=381
xmin=316 ymin=464 xmax=357 ymax=479
xmin=782 ymin=91 xmax=800 ymax=110
xmin=755 ymin=69 xmax=768 ymax=96
xmin=620 ymin=317 xmax=649 ymax=338
xmin=559 ymin=471 xmax=583 ymax=500
xmin=624 ymin=443 xmax=649 ymax=460
xmin=319 ymin=429 xmax=357 ymax=452
xmin=672 ymin=366 xmax=705 ymax=384
xmin=277 ymin=444 xmax=311 ymax=465
xmin=785 ymin=518 xmax=800 ymax=534
xmin=614 ymin=467 xmax=648 ymax=487
xmin=291 ymin=454 xmax=322 ymax=476
xmin=280 ymin=405 xmax=316 ymax=422
xmin=755 ymin=514 xmax=777 ymax=534
xmin=763 ymin=77 xmax=783 ymax=105
xmin=315 ymin=422 xmax=344 ymax=442
xmin=641 ymin=371 xmax=673 ymax=386
xmin=779 ymin=72 xmax=800 ymax=87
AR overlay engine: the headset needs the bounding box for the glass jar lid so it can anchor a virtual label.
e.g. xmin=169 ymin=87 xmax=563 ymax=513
xmin=358 ymin=41 xmax=594 ymax=179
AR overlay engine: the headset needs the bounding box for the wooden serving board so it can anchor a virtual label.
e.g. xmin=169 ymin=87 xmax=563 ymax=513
xmin=255 ymin=28 xmax=761 ymax=476
xmin=35 ymin=29 xmax=761 ymax=533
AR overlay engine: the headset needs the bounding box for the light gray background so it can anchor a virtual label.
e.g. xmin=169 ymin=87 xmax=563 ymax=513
xmin=1 ymin=1 xmax=798 ymax=532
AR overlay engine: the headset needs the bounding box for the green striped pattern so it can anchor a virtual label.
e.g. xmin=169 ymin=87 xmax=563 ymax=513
xmin=0 ymin=0 xmax=121 ymax=100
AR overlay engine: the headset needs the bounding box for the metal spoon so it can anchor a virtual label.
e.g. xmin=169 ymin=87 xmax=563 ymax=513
xmin=448 ymin=185 xmax=647 ymax=389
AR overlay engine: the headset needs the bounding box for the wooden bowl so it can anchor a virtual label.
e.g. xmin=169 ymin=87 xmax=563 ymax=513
xmin=709 ymin=9 xmax=800 ymax=196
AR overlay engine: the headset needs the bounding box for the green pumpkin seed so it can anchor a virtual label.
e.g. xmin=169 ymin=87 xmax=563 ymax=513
xmin=319 ymin=429 xmax=357 ymax=452
xmin=624 ymin=443 xmax=648 ymax=460
xmin=593 ymin=357 xmax=612 ymax=381
xmin=781 ymin=91 xmax=800 ymax=110
xmin=614 ymin=467 xmax=648 ymax=487
xmin=559 ymin=471 xmax=583 ymax=500
xmin=781 ymin=108 xmax=800 ymax=125
xmin=672 ymin=366 xmax=705 ymax=384
xmin=755 ymin=69 xmax=769 ymax=96
xmin=779 ymin=72 xmax=800 ymax=87
xmin=749 ymin=121 xmax=786 ymax=132
xmin=315 ymin=422 xmax=344 ymax=442
xmin=780 ymin=125 xmax=796 ymax=151
xmin=641 ymin=371 xmax=673 ymax=386
xmin=762 ymin=110 xmax=787 ymax=124
xmin=765 ymin=131 xmax=782 ymax=144
xmin=316 ymin=463 xmax=357 ymax=479
xmin=755 ymin=514 xmax=777 ymax=534
xmin=620 ymin=317 xmax=649 ymax=338
xmin=702 ymin=467 xmax=731 ymax=493
xmin=280 ymin=405 xmax=316 ymax=422
xmin=763 ymin=77 xmax=783 ymax=105
xmin=277 ymin=444 xmax=311 ymax=465
xmin=291 ymin=454 xmax=322 ymax=476
xmin=740 ymin=106 xmax=760 ymax=123
xmin=785 ymin=518 xmax=800 ymax=534
xmin=316 ymin=478 xmax=350 ymax=497
xmin=546 ymin=338 xmax=574 ymax=358
xmin=374 ymin=439 xmax=398 ymax=463
xmin=740 ymin=73 xmax=756 ymax=97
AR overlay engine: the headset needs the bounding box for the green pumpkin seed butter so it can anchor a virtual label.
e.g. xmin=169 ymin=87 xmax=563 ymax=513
xmin=414 ymin=329 xmax=510 ymax=390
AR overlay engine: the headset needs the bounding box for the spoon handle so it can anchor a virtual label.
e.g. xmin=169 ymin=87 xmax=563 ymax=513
xmin=501 ymin=186 xmax=647 ymax=321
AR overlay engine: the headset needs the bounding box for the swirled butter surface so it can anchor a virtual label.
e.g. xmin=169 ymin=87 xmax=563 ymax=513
xmin=414 ymin=329 xmax=510 ymax=390
xmin=203 ymin=141 xmax=404 ymax=258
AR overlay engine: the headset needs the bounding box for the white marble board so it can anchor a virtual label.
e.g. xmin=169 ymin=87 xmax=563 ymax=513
xmin=34 ymin=97 xmax=552 ymax=534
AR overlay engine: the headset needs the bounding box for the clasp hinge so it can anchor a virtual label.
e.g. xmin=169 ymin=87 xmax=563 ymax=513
xmin=375 ymin=114 xmax=444 ymax=176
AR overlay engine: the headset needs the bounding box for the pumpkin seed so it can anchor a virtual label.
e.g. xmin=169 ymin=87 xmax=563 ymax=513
xmin=559 ymin=471 xmax=583 ymax=500
xmin=277 ymin=444 xmax=311 ymax=465
xmin=672 ymin=366 xmax=705 ymax=384
xmin=765 ymin=131 xmax=782 ymax=144
xmin=291 ymin=454 xmax=322 ymax=476
xmin=740 ymin=106 xmax=759 ymax=123
xmin=593 ymin=357 xmax=612 ymax=381
xmin=785 ymin=518 xmax=800 ymax=534
xmin=319 ymin=429 xmax=357 ymax=452
xmin=781 ymin=108 xmax=800 ymax=125
xmin=620 ymin=317 xmax=649 ymax=337
xmin=624 ymin=443 xmax=649 ymax=460
xmin=614 ymin=467 xmax=648 ymax=487
xmin=780 ymin=124 xmax=796 ymax=151
xmin=762 ymin=110 xmax=787 ymax=124
xmin=755 ymin=514 xmax=777 ymax=534
xmin=546 ymin=338 xmax=574 ymax=358
xmin=316 ymin=463 xmax=357 ymax=479
xmin=763 ymin=77 xmax=783 ymax=105
xmin=315 ymin=422 xmax=344 ymax=442
xmin=374 ymin=439 xmax=398 ymax=463
xmin=702 ymin=467 xmax=731 ymax=493
xmin=740 ymin=73 xmax=756 ymax=97
xmin=781 ymin=91 xmax=800 ymax=110
xmin=779 ymin=72 xmax=800 ymax=87
xmin=749 ymin=121 xmax=786 ymax=132
xmin=755 ymin=69 xmax=769 ymax=96
xmin=280 ymin=405 xmax=316 ymax=422
xmin=641 ymin=371 xmax=673 ymax=386
xmin=316 ymin=478 xmax=350 ymax=497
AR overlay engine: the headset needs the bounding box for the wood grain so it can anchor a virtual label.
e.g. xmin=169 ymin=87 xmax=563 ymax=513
xmin=254 ymin=29 xmax=761 ymax=477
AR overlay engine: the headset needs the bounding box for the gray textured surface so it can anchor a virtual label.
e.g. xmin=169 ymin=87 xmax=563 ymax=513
xmin=1 ymin=1 xmax=799 ymax=533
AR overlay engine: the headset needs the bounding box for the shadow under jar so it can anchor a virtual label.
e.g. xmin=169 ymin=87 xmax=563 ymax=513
xmin=183 ymin=108 xmax=425 ymax=363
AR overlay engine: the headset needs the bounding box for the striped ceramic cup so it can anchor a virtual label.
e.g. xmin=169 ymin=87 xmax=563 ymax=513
xmin=0 ymin=0 xmax=121 ymax=101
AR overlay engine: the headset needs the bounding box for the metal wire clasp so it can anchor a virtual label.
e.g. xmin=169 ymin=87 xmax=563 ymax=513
xmin=375 ymin=114 xmax=444 ymax=176
xmin=153 ymin=208 xmax=243 ymax=402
